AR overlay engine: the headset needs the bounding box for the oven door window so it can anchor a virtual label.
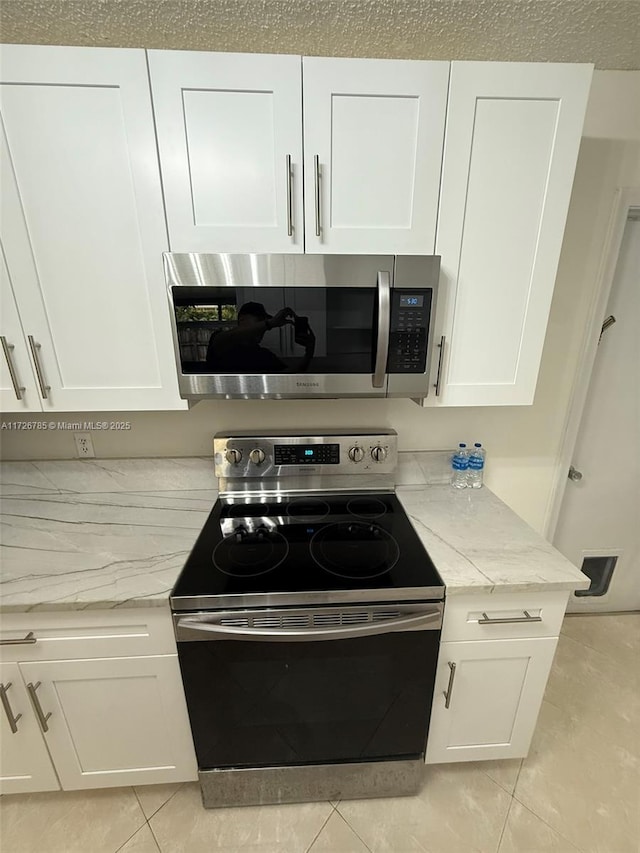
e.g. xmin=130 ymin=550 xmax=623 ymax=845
xmin=172 ymin=286 xmax=377 ymax=375
xmin=177 ymin=630 xmax=438 ymax=769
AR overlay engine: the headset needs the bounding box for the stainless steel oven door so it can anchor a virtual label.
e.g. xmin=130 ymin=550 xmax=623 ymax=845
xmin=165 ymin=253 xmax=437 ymax=400
xmin=174 ymin=602 xmax=442 ymax=770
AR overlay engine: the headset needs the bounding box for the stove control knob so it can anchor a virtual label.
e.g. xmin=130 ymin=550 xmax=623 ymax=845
xmin=371 ymin=446 xmax=387 ymax=463
xmin=225 ymin=448 xmax=243 ymax=465
xmin=348 ymin=446 xmax=365 ymax=463
xmin=249 ymin=448 xmax=266 ymax=466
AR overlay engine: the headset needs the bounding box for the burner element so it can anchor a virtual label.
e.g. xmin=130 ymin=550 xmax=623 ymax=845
xmin=347 ymin=497 xmax=388 ymax=519
xmin=287 ymin=498 xmax=330 ymax=521
xmin=310 ymin=521 xmax=400 ymax=579
xmin=213 ymin=527 xmax=289 ymax=577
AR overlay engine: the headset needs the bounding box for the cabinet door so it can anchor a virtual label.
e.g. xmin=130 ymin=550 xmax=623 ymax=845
xmin=432 ymin=62 xmax=592 ymax=405
xmin=425 ymin=637 xmax=557 ymax=764
xmin=148 ymin=51 xmax=303 ymax=253
xmin=0 ymin=44 xmax=185 ymax=411
xmin=19 ymin=655 xmax=197 ymax=790
xmin=303 ymin=57 xmax=449 ymax=254
xmin=0 ymin=249 xmax=41 ymax=412
xmin=0 ymin=662 xmax=59 ymax=794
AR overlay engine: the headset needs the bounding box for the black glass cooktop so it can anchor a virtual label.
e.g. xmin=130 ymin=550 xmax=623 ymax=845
xmin=171 ymin=492 xmax=444 ymax=609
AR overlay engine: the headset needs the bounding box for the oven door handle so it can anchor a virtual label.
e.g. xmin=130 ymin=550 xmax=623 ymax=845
xmin=372 ymin=270 xmax=391 ymax=389
xmin=175 ymin=610 xmax=440 ymax=642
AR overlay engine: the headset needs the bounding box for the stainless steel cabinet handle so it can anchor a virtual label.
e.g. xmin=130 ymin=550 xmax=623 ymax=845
xmin=434 ymin=335 xmax=445 ymax=397
xmin=373 ymin=270 xmax=391 ymax=389
xmin=285 ymin=154 xmax=293 ymax=238
xmin=1 ymin=336 xmax=25 ymax=400
xmin=177 ymin=610 xmax=440 ymax=643
xmin=478 ymin=610 xmax=542 ymax=625
xmin=0 ymin=682 xmax=22 ymax=734
xmin=27 ymin=335 xmax=50 ymax=400
xmin=443 ymin=661 xmax=456 ymax=709
xmin=1 ymin=631 xmax=37 ymax=646
xmin=26 ymin=681 xmax=51 ymax=732
xmin=314 ymin=154 xmax=321 ymax=237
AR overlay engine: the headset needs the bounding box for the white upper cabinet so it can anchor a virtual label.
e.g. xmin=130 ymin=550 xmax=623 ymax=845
xmin=302 ymin=57 xmax=449 ymax=254
xmin=0 ymin=44 xmax=185 ymax=412
xmin=148 ymin=51 xmax=304 ymax=253
xmin=429 ymin=62 xmax=592 ymax=406
xmin=148 ymin=52 xmax=448 ymax=255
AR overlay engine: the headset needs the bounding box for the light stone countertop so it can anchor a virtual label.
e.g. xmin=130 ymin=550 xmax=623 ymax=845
xmin=0 ymin=455 xmax=587 ymax=613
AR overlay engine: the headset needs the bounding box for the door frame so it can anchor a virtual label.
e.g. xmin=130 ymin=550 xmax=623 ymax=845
xmin=544 ymin=186 xmax=640 ymax=539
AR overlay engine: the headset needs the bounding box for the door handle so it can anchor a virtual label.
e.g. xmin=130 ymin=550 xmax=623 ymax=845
xmin=313 ymin=154 xmax=321 ymax=237
xmin=443 ymin=661 xmax=456 ymax=709
xmin=434 ymin=335 xmax=445 ymax=397
xmin=373 ymin=270 xmax=391 ymax=389
xmin=0 ymin=682 xmax=22 ymax=734
xmin=285 ymin=154 xmax=293 ymax=238
xmin=1 ymin=336 xmax=25 ymax=400
xmin=26 ymin=681 xmax=52 ymax=732
xmin=27 ymin=336 xmax=50 ymax=400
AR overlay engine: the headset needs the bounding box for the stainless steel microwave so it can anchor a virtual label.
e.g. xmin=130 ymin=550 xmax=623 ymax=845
xmin=164 ymin=253 xmax=439 ymax=400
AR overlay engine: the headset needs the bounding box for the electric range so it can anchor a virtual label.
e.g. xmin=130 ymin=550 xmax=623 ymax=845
xmin=170 ymin=430 xmax=444 ymax=808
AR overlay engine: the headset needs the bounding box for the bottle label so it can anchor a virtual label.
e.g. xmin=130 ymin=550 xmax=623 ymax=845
xmin=452 ymin=458 xmax=468 ymax=470
xmin=468 ymin=457 xmax=484 ymax=470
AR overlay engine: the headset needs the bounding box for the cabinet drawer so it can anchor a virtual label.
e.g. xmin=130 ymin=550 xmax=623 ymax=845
xmin=442 ymin=591 xmax=569 ymax=642
xmin=0 ymin=608 xmax=177 ymax=662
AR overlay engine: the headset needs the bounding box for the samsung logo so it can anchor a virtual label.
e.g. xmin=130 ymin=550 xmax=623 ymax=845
xmin=296 ymin=382 xmax=320 ymax=387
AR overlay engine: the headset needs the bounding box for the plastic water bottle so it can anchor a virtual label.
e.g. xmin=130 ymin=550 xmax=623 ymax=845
xmin=451 ymin=443 xmax=469 ymax=489
xmin=467 ymin=443 xmax=486 ymax=488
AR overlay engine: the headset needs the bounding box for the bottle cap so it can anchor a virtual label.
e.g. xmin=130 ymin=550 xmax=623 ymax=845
xmin=459 ymin=443 xmax=466 ymax=448
xmin=474 ymin=443 xmax=482 ymax=448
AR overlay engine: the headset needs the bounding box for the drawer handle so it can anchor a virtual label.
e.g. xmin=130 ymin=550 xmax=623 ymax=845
xmin=26 ymin=682 xmax=52 ymax=732
xmin=443 ymin=661 xmax=456 ymax=709
xmin=478 ymin=610 xmax=542 ymax=625
xmin=0 ymin=682 xmax=22 ymax=734
xmin=0 ymin=631 xmax=37 ymax=646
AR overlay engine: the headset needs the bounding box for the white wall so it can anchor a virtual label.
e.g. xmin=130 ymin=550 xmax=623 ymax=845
xmin=1 ymin=71 xmax=639 ymax=536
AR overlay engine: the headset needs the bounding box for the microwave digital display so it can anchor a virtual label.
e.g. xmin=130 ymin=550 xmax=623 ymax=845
xmin=399 ymin=295 xmax=424 ymax=308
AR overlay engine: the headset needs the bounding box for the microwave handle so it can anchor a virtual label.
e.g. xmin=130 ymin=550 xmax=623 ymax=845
xmin=373 ymin=270 xmax=391 ymax=388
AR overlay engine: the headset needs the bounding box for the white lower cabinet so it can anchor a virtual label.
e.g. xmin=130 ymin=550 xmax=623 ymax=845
xmin=426 ymin=590 xmax=569 ymax=764
xmin=425 ymin=636 xmax=557 ymax=763
xmin=0 ymin=610 xmax=198 ymax=794
xmin=18 ymin=655 xmax=196 ymax=790
xmin=0 ymin=662 xmax=60 ymax=794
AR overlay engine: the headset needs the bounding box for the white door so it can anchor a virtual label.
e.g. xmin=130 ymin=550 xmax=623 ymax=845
xmin=0 ymin=44 xmax=184 ymax=412
xmin=148 ymin=51 xmax=303 ymax=253
xmin=554 ymin=214 xmax=640 ymax=612
xmin=0 ymin=662 xmax=59 ymax=794
xmin=303 ymin=57 xmax=449 ymax=254
xmin=0 ymin=247 xmax=41 ymax=412
xmin=425 ymin=637 xmax=557 ymax=764
xmin=430 ymin=62 xmax=592 ymax=406
xmin=19 ymin=656 xmax=197 ymax=790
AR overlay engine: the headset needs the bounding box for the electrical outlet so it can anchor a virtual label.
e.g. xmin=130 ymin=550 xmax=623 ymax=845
xmin=74 ymin=432 xmax=95 ymax=458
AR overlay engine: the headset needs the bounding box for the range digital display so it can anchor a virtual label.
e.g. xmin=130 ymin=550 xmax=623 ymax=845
xmin=274 ymin=444 xmax=340 ymax=465
xmin=399 ymin=295 xmax=424 ymax=308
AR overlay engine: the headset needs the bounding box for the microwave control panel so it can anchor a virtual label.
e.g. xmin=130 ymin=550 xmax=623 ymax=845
xmin=388 ymin=290 xmax=432 ymax=373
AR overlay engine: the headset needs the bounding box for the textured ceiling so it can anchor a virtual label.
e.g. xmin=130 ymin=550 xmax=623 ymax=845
xmin=0 ymin=0 xmax=639 ymax=70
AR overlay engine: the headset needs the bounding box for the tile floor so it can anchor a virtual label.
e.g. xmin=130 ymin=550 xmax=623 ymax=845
xmin=1 ymin=613 xmax=638 ymax=853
